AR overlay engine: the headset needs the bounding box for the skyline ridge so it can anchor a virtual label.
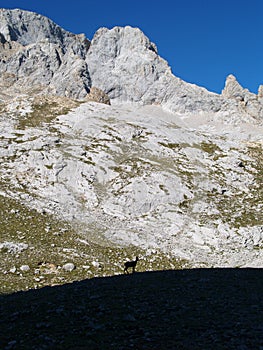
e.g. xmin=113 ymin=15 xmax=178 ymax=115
xmin=0 ymin=0 xmax=262 ymax=94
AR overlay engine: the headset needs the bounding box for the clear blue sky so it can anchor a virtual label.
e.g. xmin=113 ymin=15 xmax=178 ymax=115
xmin=1 ymin=0 xmax=262 ymax=94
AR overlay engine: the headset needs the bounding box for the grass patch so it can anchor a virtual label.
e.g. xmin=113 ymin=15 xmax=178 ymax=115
xmin=158 ymin=141 xmax=181 ymax=150
xmin=16 ymin=96 xmax=81 ymax=129
xmin=0 ymin=193 xmax=188 ymax=294
xmin=199 ymin=141 xmax=221 ymax=155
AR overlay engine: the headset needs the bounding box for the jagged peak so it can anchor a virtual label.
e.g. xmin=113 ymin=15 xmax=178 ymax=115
xmin=0 ymin=8 xmax=85 ymax=48
xmin=222 ymin=74 xmax=252 ymax=100
xmin=0 ymin=8 xmax=262 ymax=118
xmin=91 ymin=25 xmax=158 ymax=54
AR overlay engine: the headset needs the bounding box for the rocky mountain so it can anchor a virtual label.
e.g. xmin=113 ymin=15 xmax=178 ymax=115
xmin=0 ymin=8 xmax=90 ymax=99
xmin=0 ymin=9 xmax=262 ymax=293
xmin=1 ymin=8 xmax=263 ymax=118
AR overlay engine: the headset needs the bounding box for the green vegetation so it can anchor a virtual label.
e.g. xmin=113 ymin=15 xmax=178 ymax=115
xmin=158 ymin=141 xmax=181 ymax=150
xmin=16 ymin=96 xmax=82 ymax=129
xmin=191 ymin=143 xmax=263 ymax=229
xmin=199 ymin=141 xmax=221 ymax=155
xmin=231 ymin=144 xmax=263 ymax=228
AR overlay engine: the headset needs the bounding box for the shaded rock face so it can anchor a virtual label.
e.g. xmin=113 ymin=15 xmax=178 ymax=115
xmin=0 ymin=8 xmax=91 ymax=99
xmin=85 ymin=86 xmax=111 ymax=105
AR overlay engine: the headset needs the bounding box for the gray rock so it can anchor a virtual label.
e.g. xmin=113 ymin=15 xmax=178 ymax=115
xmin=222 ymin=74 xmax=263 ymax=119
xmin=222 ymin=74 xmax=248 ymax=100
xmin=0 ymin=242 xmax=28 ymax=254
xmin=20 ymin=265 xmax=30 ymax=272
xmin=85 ymin=86 xmax=111 ymax=105
xmin=0 ymin=8 xmax=91 ymax=99
xmin=62 ymin=263 xmax=76 ymax=272
xmin=86 ymin=26 xmax=224 ymax=113
xmin=0 ymin=9 xmax=263 ymax=119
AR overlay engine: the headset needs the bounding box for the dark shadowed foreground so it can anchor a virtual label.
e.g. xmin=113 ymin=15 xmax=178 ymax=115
xmin=0 ymin=268 xmax=262 ymax=349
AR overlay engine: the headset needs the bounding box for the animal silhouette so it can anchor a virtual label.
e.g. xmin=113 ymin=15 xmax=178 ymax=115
xmin=124 ymin=257 xmax=139 ymax=274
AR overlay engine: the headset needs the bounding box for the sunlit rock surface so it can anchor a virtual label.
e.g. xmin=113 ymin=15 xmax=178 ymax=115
xmin=0 ymin=9 xmax=262 ymax=271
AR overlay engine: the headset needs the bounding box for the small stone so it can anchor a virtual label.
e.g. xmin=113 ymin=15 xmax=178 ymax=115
xmin=10 ymin=267 xmax=16 ymax=273
xmin=62 ymin=263 xmax=75 ymax=272
xmin=91 ymin=261 xmax=100 ymax=268
xmin=82 ymin=265 xmax=90 ymax=269
xmin=20 ymin=265 xmax=30 ymax=272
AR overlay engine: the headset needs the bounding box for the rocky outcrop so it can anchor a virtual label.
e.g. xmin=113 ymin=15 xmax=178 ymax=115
xmin=86 ymin=26 xmax=225 ymax=114
xmin=0 ymin=8 xmax=91 ymax=99
xmin=85 ymin=86 xmax=111 ymax=105
xmin=222 ymin=74 xmax=250 ymax=100
xmin=222 ymin=74 xmax=263 ymax=118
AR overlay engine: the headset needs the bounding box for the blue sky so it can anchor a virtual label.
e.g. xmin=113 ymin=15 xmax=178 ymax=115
xmin=0 ymin=0 xmax=262 ymax=94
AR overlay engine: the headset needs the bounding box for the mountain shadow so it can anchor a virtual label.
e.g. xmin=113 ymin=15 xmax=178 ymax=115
xmin=0 ymin=268 xmax=262 ymax=349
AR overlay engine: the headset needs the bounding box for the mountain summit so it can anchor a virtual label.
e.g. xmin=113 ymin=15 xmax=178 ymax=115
xmin=1 ymin=8 xmax=263 ymax=119
xmin=0 ymin=8 xmax=90 ymax=99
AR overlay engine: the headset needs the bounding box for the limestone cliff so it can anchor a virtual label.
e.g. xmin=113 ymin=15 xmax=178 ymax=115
xmin=0 ymin=8 xmax=91 ymax=99
xmin=222 ymin=74 xmax=263 ymax=118
xmin=0 ymin=8 xmax=262 ymax=119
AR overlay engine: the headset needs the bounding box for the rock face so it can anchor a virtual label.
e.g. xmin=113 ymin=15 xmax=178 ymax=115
xmin=0 ymin=8 xmax=91 ymax=99
xmin=222 ymin=74 xmax=263 ymax=118
xmin=0 ymin=8 xmax=262 ymax=118
xmin=86 ymin=26 xmax=224 ymax=113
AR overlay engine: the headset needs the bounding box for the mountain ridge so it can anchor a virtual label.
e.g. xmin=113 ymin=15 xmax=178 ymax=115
xmin=0 ymin=8 xmax=263 ymax=119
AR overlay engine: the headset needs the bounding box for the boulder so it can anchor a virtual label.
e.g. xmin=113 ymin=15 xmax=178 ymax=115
xmin=20 ymin=265 xmax=30 ymax=272
xmin=86 ymin=87 xmax=111 ymax=105
xmin=62 ymin=263 xmax=76 ymax=272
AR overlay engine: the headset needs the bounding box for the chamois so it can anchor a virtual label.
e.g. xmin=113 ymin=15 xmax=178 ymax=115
xmin=124 ymin=256 xmax=139 ymax=274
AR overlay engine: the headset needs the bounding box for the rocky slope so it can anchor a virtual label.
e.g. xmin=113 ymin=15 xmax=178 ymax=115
xmin=0 ymin=9 xmax=262 ymax=293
